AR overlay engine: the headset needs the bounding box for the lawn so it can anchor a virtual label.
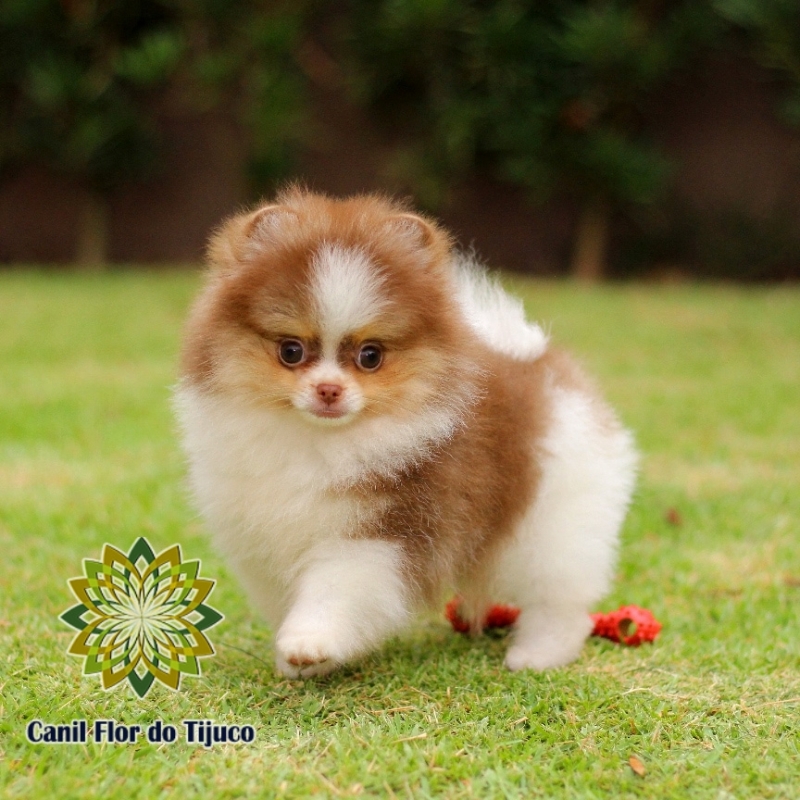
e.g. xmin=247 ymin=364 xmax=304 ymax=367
xmin=1 ymin=269 xmax=798 ymax=799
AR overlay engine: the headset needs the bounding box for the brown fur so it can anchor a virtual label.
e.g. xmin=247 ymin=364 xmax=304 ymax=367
xmin=351 ymin=347 xmax=550 ymax=613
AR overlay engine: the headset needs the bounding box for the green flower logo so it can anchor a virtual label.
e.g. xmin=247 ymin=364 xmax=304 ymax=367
xmin=60 ymin=537 xmax=223 ymax=698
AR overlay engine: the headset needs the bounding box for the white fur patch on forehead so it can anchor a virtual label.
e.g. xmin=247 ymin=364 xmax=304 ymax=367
xmin=309 ymin=244 xmax=388 ymax=342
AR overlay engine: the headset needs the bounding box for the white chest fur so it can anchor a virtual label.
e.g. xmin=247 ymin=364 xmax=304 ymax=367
xmin=175 ymin=387 xmax=363 ymax=615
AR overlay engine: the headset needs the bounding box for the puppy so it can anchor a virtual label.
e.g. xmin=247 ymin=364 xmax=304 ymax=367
xmin=175 ymin=188 xmax=636 ymax=677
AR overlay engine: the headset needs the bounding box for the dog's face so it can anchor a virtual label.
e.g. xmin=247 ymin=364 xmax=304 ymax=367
xmin=181 ymin=191 xmax=469 ymax=428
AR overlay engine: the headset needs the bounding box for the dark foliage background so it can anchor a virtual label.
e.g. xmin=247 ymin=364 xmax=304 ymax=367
xmin=1 ymin=0 xmax=799 ymax=278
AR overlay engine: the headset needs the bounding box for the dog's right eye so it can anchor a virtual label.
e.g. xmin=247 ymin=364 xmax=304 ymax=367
xmin=278 ymin=339 xmax=306 ymax=367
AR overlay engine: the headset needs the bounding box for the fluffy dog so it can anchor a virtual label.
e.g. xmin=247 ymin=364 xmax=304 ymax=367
xmin=175 ymin=189 xmax=636 ymax=677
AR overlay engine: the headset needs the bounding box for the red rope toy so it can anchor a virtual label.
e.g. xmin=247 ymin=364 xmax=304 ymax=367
xmin=445 ymin=598 xmax=661 ymax=646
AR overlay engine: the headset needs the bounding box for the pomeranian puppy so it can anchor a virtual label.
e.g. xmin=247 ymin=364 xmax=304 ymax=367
xmin=175 ymin=188 xmax=636 ymax=677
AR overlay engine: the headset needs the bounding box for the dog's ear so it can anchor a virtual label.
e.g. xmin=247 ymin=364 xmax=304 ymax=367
xmin=385 ymin=213 xmax=437 ymax=248
xmin=207 ymin=205 xmax=300 ymax=271
xmin=382 ymin=212 xmax=451 ymax=268
xmin=245 ymin=205 xmax=300 ymax=245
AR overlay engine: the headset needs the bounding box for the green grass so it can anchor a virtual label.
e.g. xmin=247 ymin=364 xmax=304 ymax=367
xmin=1 ymin=269 xmax=798 ymax=798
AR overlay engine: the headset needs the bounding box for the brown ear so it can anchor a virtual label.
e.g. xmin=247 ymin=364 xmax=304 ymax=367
xmin=382 ymin=212 xmax=451 ymax=267
xmin=385 ymin=213 xmax=437 ymax=247
xmin=245 ymin=205 xmax=299 ymax=244
xmin=207 ymin=204 xmax=299 ymax=270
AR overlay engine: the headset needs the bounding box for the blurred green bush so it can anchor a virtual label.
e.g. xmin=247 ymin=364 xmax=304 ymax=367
xmin=344 ymin=0 xmax=800 ymax=279
xmin=0 ymin=0 xmax=309 ymax=265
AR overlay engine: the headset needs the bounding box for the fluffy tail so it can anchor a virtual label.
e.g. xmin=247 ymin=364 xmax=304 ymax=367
xmin=452 ymin=253 xmax=548 ymax=361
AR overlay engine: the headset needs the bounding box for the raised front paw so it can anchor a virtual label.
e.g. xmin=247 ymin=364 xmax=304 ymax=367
xmin=275 ymin=623 xmax=344 ymax=679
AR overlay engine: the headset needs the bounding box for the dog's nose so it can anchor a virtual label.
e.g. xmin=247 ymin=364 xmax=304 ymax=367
xmin=316 ymin=383 xmax=343 ymax=405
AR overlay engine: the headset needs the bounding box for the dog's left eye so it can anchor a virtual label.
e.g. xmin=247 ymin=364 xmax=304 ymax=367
xmin=356 ymin=343 xmax=383 ymax=371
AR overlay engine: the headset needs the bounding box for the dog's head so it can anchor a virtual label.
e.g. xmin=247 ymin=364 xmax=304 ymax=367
xmin=181 ymin=189 xmax=473 ymax=428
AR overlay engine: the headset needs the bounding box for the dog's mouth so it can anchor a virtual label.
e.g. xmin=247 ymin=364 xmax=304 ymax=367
xmin=293 ymin=390 xmax=362 ymax=425
xmin=300 ymin=402 xmax=355 ymax=425
xmin=311 ymin=406 xmax=347 ymax=419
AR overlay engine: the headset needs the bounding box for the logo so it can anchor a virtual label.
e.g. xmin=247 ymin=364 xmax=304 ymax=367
xmin=60 ymin=537 xmax=223 ymax=698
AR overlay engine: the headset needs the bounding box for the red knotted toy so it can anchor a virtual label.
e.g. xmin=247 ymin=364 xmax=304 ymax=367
xmin=445 ymin=597 xmax=520 ymax=633
xmin=446 ymin=597 xmax=661 ymax=646
xmin=589 ymin=604 xmax=662 ymax=645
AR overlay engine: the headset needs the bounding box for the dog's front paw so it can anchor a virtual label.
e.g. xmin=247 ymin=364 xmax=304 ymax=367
xmin=274 ymin=653 xmax=337 ymax=679
xmin=505 ymin=611 xmax=593 ymax=672
xmin=275 ymin=623 xmax=344 ymax=679
xmin=504 ymin=640 xmax=583 ymax=672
